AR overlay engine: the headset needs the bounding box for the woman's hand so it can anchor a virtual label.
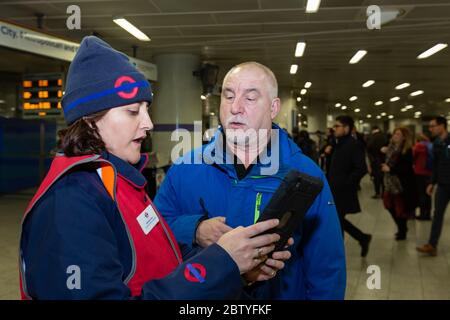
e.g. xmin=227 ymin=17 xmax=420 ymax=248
xmin=381 ymin=163 xmax=390 ymax=173
xmin=217 ymin=219 xmax=280 ymax=274
xmin=243 ymin=238 xmax=294 ymax=282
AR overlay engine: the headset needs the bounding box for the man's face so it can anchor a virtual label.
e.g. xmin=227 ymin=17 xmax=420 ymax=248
xmin=428 ymin=120 xmax=444 ymax=137
xmin=333 ymin=121 xmax=347 ymax=138
xmin=219 ymin=66 xmax=280 ymax=146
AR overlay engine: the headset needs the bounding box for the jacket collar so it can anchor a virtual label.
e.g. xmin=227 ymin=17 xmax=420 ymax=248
xmin=101 ymin=151 xmax=148 ymax=188
xmin=203 ymin=123 xmax=301 ymax=179
xmin=336 ymin=133 xmax=352 ymax=145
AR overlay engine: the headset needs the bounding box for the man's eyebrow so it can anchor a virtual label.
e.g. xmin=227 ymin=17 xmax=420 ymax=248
xmin=244 ymin=88 xmax=260 ymax=94
xmin=222 ymin=88 xmax=234 ymax=94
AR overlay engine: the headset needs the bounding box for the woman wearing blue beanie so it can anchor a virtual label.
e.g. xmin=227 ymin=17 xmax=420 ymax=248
xmin=18 ymin=36 xmax=290 ymax=299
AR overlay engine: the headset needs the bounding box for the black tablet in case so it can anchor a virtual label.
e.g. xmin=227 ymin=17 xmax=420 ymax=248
xmin=257 ymin=170 xmax=324 ymax=252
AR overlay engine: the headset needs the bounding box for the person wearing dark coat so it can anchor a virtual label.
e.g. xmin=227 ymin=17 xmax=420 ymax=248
xmin=320 ymin=128 xmax=335 ymax=178
xmin=295 ymin=130 xmax=319 ymax=163
xmin=381 ymin=127 xmax=418 ymax=240
xmin=327 ymin=115 xmax=372 ymax=257
xmin=367 ymin=126 xmax=388 ymax=198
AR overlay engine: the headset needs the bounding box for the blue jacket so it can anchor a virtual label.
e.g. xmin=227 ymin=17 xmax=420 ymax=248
xmin=20 ymin=152 xmax=243 ymax=299
xmin=155 ymin=124 xmax=346 ymax=299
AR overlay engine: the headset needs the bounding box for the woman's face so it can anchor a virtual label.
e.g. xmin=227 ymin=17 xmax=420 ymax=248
xmin=96 ymin=102 xmax=152 ymax=164
xmin=392 ymin=129 xmax=404 ymax=145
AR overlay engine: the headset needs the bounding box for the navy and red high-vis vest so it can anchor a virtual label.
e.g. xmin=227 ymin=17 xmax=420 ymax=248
xmin=19 ymin=153 xmax=243 ymax=300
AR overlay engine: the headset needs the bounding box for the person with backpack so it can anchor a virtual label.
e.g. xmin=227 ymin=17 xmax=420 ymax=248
xmin=413 ymin=134 xmax=433 ymax=220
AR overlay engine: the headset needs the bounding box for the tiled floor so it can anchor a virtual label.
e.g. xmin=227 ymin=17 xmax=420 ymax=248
xmin=0 ymin=177 xmax=449 ymax=300
xmin=344 ymin=177 xmax=450 ymax=300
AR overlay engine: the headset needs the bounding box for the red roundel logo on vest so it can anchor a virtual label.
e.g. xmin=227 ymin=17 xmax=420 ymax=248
xmin=184 ymin=263 xmax=206 ymax=283
xmin=115 ymin=75 xmax=138 ymax=99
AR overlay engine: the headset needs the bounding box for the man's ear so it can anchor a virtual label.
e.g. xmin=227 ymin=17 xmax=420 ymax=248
xmin=270 ymin=98 xmax=281 ymax=120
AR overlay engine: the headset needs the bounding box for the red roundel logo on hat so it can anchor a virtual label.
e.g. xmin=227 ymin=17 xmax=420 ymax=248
xmin=115 ymin=75 xmax=138 ymax=99
xmin=184 ymin=263 xmax=206 ymax=283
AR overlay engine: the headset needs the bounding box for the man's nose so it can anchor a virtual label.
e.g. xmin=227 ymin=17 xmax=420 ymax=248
xmin=230 ymin=96 xmax=244 ymax=114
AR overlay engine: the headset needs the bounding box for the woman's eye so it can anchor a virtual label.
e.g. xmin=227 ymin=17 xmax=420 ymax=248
xmin=128 ymin=110 xmax=139 ymax=115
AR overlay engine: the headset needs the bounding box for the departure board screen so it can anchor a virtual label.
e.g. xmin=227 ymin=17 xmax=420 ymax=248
xmin=20 ymin=73 xmax=64 ymax=118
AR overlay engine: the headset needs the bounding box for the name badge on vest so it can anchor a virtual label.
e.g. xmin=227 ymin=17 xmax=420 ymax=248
xmin=137 ymin=204 xmax=159 ymax=235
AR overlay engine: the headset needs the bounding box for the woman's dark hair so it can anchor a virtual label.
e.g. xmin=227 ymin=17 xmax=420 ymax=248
xmin=57 ymin=109 xmax=109 ymax=156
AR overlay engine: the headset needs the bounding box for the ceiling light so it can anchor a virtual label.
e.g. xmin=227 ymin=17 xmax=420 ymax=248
xmin=349 ymin=96 xmax=358 ymax=101
xmin=113 ymin=18 xmax=151 ymax=41
xmin=303 ymin=106 xmax=308 ymax=110
xmin=374 ymin=101 xmax=383 ymax=106
xmin=380 ymin=9 xmax=401 ymax=26
xmin=304 ymin=81 xmax=312 ymax=88
xmin=349 ymin=50 xmax=367 ymax=64
xmin=445 ymin=98 xmax=450 ymax=102
xmin=296 ymin=97 xmax=301 ymax=102
xmin=354 ymin=108 xmax=361 ymax=113
xmin=417 ymin=43 xmax=448 ymax=59
xmin=410 ymin=90 xmax=424 ymax=96
xmin=295 ymin=42 xmax=306 ymax=57
xmin=388 ymin=115 xmax=394 ymax=119
xmin=359 ymin=120 xmax=364 ymax=124
xmin=290 ymin=64 xmax=298 ymax=74
xmin=381 ymin=112 xmax=387 ymax=116
xmin=306 ymin=0 xmax=321 ymax=13
xmin=405 ymin=105 xmax=414 ymax=110
xmin=200 ymin=95 xmax=207 ymax=100
xmin=367 ymin=114 xmax=372 ymax=118
xmin=376 ymin=115 xmax=381 ymax=119
xmin=395 ymin=82 xmax=410 ymax=90
xmin=335 ymin=103 xmax=341 ymax=107
xmin=341 ymin=106 xmax=347 ymax=110
xmin=390 ymin=96 xmax=400 ymax=102
xmin=362 ymin=80 xmax=375 ymax=88
xmin=300 ymin=89 xmax=307 ymax=95
xmin=415 ymin=111 xmax=422 ymax=115
xmin=401 ymin=108 xmax=407 ymax=112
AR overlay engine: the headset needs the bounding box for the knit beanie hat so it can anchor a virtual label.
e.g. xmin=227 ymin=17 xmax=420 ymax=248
xmin=61 ymin=36 xmax=152 ymax=124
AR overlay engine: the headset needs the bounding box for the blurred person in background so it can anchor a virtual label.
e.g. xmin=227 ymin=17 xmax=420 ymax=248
xmin=412 ymin=133 xmax=433 ymax=221
xmin=367 ymin=126 xmax=388 ymax=199
xmin=381 ymin=127 xmax=418 ymax=241
xmin=417 ymin=116 xmax=450 ymax=256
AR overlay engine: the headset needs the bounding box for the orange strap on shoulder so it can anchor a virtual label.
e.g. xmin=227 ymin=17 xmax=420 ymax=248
xmin=97 ymin=163 xmax=115 ymax=200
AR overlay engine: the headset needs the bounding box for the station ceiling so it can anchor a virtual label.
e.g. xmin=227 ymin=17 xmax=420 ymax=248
xmin=1 ymin=0 xmax=450 ymax=120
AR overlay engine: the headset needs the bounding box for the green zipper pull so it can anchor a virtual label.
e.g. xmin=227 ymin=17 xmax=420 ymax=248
xmin=254 ymin=192 xmax=262 ymax=224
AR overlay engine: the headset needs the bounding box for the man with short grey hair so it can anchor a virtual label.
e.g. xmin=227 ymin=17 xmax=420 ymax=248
xmin=155 ymin=62 xmax=346 ymax=299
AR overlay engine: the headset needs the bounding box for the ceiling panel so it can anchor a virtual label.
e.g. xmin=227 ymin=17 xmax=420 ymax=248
xmin=0 ymin=0 xmax=449 ymax=119
xmin=150 ymin=0 xmax=260 ymax=12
